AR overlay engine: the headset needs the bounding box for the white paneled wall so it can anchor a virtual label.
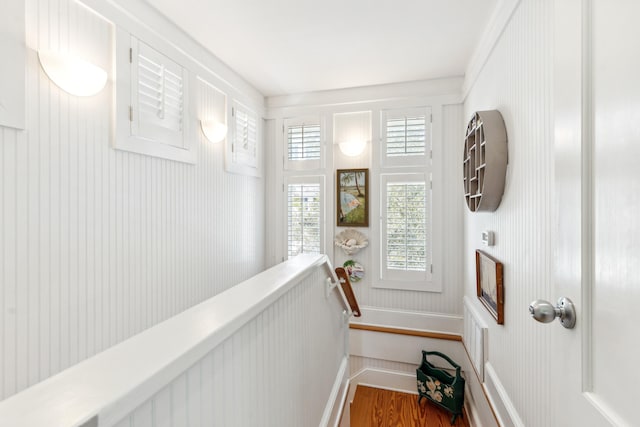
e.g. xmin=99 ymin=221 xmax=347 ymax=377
xmin=268 ymin=90 xmax=465 ymax=316
xmin=354 ymin=103 xmax=465 ymax=313
xmin=463 ymin=0 xmax=552 ymax=425
xmin=0 ymin=0 xmax=265 ymax=401
xmin=112 ymin=266 xmax=347 ymax=427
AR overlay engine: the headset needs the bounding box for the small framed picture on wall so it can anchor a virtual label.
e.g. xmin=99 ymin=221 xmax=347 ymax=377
xmin=476 ymin=250 xmax=504 ymax=324
xmin=336 ymin=169 xmax=369 ymax=227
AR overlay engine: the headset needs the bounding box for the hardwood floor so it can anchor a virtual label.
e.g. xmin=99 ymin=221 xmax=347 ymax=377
xmin=350 ymin=385 xmax=470 ymax=427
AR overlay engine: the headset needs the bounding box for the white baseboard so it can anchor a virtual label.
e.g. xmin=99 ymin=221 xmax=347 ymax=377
xmin=322 ymin=356 xmax=350 ymax=427
xmin=349 ymin=367 xmax=417 ymax=400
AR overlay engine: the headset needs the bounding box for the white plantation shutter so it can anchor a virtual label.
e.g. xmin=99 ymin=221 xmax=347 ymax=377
xmin=381 ymin=108 xmax=430 ymax=167
xmin=132 ymin=39 xmax=186 ymax=148
xmin=386 ymin=116 xmax=426 ymax=156
xmin=287 ymin=178 xmax=322 ymax=258
xmin=283 ymin=117 xmax=323 ymax=170
xmin=288 ymin=124 xmax=321 ymax=160
xmin=232 ymin=104 xmax=258 ymax=168
xmin=381 ymin=174 xmax=429 ymax=282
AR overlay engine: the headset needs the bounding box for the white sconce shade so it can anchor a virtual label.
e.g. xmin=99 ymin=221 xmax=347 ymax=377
xmin=38 ymin=50 xmax=107 ymax=97
xmin=200 ymin=120 xmax=228 ymax=143
xmin=338 ymin=140 xmax=367 ymax=157
xmin=334 ymin=111 xmax=371 ymax=157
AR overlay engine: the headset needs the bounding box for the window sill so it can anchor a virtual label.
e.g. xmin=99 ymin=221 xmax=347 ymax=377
xmin=373 ymin=278 xmax=441 ymax=293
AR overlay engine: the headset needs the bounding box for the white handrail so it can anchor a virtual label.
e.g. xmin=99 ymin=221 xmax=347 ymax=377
xmin=0 ymin=254 xmax=346 ymax=427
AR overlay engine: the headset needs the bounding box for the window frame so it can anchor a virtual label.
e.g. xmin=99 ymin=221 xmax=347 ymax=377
xmin=114 ymin=29 xmax=195 ymax=164
xmin=285 ymin=175 xmax=325 ymax=259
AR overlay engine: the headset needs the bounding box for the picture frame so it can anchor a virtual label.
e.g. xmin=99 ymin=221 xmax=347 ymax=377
xmin=476 ymin=250 xmax=504 ymax=324
xmin=336 ymin=169 xmax=369 ymax=227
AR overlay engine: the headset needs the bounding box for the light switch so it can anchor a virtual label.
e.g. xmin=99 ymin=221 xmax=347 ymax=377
xmin=482 ymin=230 xmax=494 ymax=246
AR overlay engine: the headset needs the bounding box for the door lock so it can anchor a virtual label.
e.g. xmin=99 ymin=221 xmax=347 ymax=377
xmin=528 ymin=297 xmax=576 ymax=329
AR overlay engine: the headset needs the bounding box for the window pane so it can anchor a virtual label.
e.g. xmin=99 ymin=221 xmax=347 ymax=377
xmin=288 ymin=183 xmax=321 ymax=257
xmin=385 ymin=182 xmax=427 ymax=271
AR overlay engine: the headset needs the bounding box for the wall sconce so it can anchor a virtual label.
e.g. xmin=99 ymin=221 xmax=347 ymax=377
xmin=334 ymin=111 xmax=371 ymax=157
xmin=38 ymin=50 xmax=107 ymax=97
xmin=200 ymin=120 xmax=228 ymax=143
xmin=337 ymin=139 xmax=366 ymax=157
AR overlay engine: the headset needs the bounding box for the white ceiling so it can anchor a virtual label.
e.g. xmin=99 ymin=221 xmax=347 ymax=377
xmin=144 ymin=0 xmax=498 ymax=97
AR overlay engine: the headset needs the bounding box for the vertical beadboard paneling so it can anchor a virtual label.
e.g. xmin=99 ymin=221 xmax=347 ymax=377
xmin=463 ymin=0 xmax=552 ymax=425
xmin=115 ymin=265 xmax=347 ymax=427
xmin=0 ymin=0 xmax=265 ymax=401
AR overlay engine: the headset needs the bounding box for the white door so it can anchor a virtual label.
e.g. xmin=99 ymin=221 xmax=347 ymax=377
xmin=553 ymin=0 xmax=640 ymax=426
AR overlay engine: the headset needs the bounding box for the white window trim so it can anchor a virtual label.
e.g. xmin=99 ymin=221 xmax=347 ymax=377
xmin=284 ymin=175 xmax=325 ymax=259
xmin=114 ymin=28 xmax=195 ymax=164
xmin=283 ymin=115 xmax=324 ymax=171
xmin=380 ymin=107 xmax=431 ymax=168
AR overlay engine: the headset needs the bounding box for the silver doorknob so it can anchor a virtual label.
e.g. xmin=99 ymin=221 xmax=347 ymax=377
xmin=528 ymin=297 xmax=576 ymax=329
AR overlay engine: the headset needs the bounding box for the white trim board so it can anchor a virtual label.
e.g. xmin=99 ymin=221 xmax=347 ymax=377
xmin=321 ymin=356 xmax=350 ymax=427
xmin=351 ymin=306 xmax=463 ymax=335
xmin=350 ymin=329 xmax=464 ymax=367
xmin=266 ymin=78 xmax=463 ymax=115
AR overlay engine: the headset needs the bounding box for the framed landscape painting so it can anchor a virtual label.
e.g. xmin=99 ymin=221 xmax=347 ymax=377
xmin=337 ymin=169 xmax=369 ymax=227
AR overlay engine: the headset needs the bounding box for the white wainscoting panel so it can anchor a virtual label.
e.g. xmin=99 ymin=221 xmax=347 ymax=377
xmin=463 ymin=296 xmax=488 ymax=381
xmin=463 ymin=0 xmax=553 ymax=425
xmin=112 ymin=264 xmax=347 ymax=427
xmin=0 ymin=0 xmax=265 ymax=401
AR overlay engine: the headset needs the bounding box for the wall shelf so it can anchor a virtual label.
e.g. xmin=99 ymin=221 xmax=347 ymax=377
xmin=463 ymin=110 xmax=508 ymax=212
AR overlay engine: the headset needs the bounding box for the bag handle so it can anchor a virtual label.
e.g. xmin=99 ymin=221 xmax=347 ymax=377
xmin=422 ymin=350 xmax=462 ymax=376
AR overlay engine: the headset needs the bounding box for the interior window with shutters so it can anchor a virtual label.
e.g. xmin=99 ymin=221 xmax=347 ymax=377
xmin=381 ymin=107 xmax=431 ymax=167
xmin=284 ymin=117 xmax=323 ymax=170
xmin=287 ymin=177 xmax=323 ymax=258
xmin=231 ymin=102 xmax=258 ymax=170
xmin=380 ymin=173 xmax=430 ymax=284
xmin=132 ymin=39 xmax=185 ymax=147
xmin=115 ymin=31 xmax=194 ymax=163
